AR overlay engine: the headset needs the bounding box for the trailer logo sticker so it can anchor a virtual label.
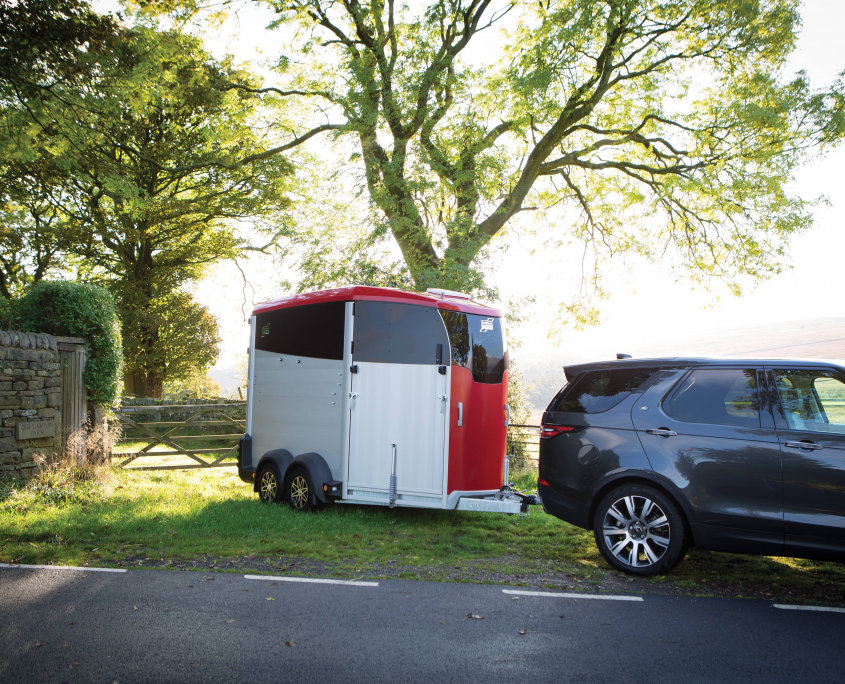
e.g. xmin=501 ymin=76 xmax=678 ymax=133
xmin=261 ymin=323 xmax=271 ymax=337
xmin=479 ymin=318 xmax=494 ymax=333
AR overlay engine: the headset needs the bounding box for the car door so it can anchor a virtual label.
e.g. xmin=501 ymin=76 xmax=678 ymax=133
xmin=768 ymin=365 xmax=845 ymax=557
xmin=631 ymin=366 xmax=784 ymax=553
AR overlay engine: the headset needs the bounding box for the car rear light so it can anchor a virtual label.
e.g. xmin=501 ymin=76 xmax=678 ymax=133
xmin=540 ymin=424 xmax=577 ymax=438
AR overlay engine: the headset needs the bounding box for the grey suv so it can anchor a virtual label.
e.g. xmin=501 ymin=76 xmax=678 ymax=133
xmin=538 ymin=358 xmax=845 ymax=575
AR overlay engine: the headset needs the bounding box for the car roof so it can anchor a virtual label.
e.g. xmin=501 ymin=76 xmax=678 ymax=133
xmin=563 ymin=357 xmax=845 ymax=382
xmin=252 ymin=285 xmax=501 ymax=317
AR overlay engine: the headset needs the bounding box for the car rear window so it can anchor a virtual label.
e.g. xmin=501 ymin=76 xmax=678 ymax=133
xmin=550 ymin=369 xmax=654 ymax=414
xmin=665 ymin=368 xmax=761 ymax=427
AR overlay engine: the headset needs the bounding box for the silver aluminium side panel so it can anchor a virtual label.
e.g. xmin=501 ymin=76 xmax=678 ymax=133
xmin=251 ymin=349 xmax=345 ymax=478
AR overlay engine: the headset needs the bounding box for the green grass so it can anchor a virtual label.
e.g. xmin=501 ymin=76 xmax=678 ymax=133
xmin=2 ymin=466 xmax=844 ymax=605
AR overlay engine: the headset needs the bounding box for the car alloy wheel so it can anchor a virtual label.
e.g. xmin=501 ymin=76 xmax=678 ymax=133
xmin=594 ymin=484 xmax=686 ymax=576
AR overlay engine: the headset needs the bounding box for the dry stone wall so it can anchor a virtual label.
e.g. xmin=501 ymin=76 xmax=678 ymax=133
xmin=0 ymin=331 xmax=62 ymax=480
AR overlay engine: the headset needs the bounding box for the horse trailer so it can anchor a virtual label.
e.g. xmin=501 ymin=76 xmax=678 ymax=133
xmin=237 ymin=286 xmax=533 ymax=514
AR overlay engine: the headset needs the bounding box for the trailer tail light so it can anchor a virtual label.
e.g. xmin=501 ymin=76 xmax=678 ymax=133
xmin=540 ymin=424 xmax=577 ymax=439
xmin=323 ymin=481 xmax=342 ymax=500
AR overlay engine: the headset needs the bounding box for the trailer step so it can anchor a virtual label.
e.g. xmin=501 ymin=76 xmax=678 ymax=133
xmin=456 ymin=496 xmax=525 ymax=515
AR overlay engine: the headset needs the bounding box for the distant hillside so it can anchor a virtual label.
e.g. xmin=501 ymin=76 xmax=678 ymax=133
xmin=516 ymin=317 xmax=845 ymax=416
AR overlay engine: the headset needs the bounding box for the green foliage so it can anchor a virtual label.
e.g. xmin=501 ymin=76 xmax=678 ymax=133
xmin=161 ymin=371 xmax=222 ymax=402
xmin=12 ymin=280 xmax=122 ymax=404
xmin=120 ymin=289 xmax=221 ymax=397
xmin=506 ymin=362 xmax=534 ymax=470
xmin=224 ymin=0 xmax=841 ymax=309
xmin=0 ymin=296 xmax=10 ymax=329
xmin=1 ymin=6 xmax=296 ymax=395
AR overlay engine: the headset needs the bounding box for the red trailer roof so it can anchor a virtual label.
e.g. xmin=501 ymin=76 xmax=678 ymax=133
xmin=252 ymin=286 xmax=501 ymax=317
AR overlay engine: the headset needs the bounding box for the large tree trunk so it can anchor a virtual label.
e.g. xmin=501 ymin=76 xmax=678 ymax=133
xmin=124 ymin=368 xmax=163 ymax=399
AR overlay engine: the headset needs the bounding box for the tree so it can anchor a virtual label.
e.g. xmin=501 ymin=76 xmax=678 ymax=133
xmin=120 ymin=291 xmax=221 ymax=397
xmin=213 ymin=0 xmax=841 ymax=309
xmin=0 ymin=0 xmax=116 ymax=299
xmin=2 ymin=4 xmax=296 ymax=396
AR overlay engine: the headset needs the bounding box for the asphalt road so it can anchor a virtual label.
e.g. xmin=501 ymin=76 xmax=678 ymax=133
xmin=1 ymin=564 xmax=844 ymax=683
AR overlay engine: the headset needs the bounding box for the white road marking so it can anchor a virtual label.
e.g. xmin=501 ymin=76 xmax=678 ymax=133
xmin=773 ymin=604 xmax=845 ymax=614
xmin=503 ymin=589 xmax=643 ymax=602
xmin=0 ymin=563 xmax=127 ymax=573
xmin=245 ymin=574 xmax=379 ymax=587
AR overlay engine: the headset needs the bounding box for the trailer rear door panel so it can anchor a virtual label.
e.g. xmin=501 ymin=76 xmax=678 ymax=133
xmin=347 ymin=361 xmax=447 ymax=497
xmin=346 ymin=301 xmax=450 ymax=504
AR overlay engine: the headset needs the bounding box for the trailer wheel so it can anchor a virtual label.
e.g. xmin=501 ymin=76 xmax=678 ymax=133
xmin=257 ymin=463 xmax=283 ymax=504
xmin=285 ymin=467 xmax=317 ymax=512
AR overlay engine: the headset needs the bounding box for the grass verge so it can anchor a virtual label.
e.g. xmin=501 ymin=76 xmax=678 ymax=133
xmin=1 ymin=467 xmax=844 ymax=605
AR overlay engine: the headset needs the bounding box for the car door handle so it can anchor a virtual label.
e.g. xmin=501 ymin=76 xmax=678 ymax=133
xmin=645 ymin=428 xmax=677 ymax=437
xmin=784 ymin=440 xmax=823 ymax=451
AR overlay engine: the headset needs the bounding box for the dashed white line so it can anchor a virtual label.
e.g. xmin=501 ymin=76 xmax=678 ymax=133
xmin=0 ymin=563 xmax=127 ymax=573
xmin=503 ymin=589 xmax=643 ymax=602
xmin=245 ymin=574 xmax=379 ymax=587
xmin=773 ymin=604 xmax=845 ymax=614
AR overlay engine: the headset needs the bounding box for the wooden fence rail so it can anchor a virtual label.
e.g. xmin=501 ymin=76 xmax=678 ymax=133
xmin=112 ymin=402 xmax=246 ymax=471
xmin=112 ymin=401 xmax=541 ymax=472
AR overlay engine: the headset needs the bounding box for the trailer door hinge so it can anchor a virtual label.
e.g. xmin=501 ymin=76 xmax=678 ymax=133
xmin=350 ymin=364 xmax=358 ymax=374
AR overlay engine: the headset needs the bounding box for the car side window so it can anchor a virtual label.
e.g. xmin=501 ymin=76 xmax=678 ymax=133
xmin=551 ymin=369 xmax=653 ymax=414
xmin=665 ymin=368 xmax=761 ymax=427
xmin=773 ymin=369 xmax=845 ymax=434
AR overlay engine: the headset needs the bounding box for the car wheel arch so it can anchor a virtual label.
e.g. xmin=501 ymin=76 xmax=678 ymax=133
xmin=589 ymin=474 xmax=695 ymax=546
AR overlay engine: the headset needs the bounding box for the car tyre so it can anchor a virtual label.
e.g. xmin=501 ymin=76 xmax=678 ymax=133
xmin=285 ymin=466 xmax=317 ymax=512
xmin=593 ymin=484 xmax=686 ymax=576
xmin=257 ymin=462 xmax=283 ymax=504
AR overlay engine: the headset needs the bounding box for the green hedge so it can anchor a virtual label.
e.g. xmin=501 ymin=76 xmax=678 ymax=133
xmin=12 ymin=281 xmax=123 ymax=404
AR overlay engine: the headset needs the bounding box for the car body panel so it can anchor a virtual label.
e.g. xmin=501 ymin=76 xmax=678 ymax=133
xmin=630 ymin=367 xmax=784 ymax=552
xmin=767 ymin=365 xmax=845 ymax=558
xmin=539 ymin=356 xmax=845 ymax=570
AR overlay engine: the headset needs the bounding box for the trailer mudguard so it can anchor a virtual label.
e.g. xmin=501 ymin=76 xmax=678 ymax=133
xmin=237 ymin=434 xmax=254 ymax=483
xmin=253 ymin=449 xmax=294 ymax=493
xmin=292 ymin=452 xmax=336 ymax=504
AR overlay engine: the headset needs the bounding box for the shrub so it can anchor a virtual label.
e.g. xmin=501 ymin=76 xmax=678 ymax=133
xmin=0 ymin=297 xmax=11 ymax=329
xmin=12 ymin=280 xmax=123 ymax=404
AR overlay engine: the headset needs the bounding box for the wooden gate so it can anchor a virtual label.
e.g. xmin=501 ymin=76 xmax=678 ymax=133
xmin=113 ymin=402 xmax=246 ymax=470
xmin=57 ymin=336 xmax=87 ymax=443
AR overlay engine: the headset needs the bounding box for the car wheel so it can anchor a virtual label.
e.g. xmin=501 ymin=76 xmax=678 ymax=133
xmin=257 ymin=463 xmax=283 ymax=503
xmin=593 ymin=484 xmax=686 ymax=576
xmin=285 ymin=467 xmax=317 ymax=512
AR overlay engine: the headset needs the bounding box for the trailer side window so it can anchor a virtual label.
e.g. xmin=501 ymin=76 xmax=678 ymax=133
xmin=440 ymin=310 xmax=470 ymax=368
xmin=468 ymin=314 xmax=507 ymax=384
xmin=440 ymin=311 xmax=508 ymax=384
xmin=255 ymin=301 xmax=345 ymax=360
xmin=353 ymin=301 xmax=449 ymax=365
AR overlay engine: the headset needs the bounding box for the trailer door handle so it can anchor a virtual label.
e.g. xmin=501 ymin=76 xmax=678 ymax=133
xmin=458 ymin=402 xmax=463 ymax=427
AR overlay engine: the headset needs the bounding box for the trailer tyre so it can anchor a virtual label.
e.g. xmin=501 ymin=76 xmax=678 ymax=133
xmin=285 ymin=467 xmax=317 ymax=512
xmin=257 ymin=463 xmax=283 ymax=504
